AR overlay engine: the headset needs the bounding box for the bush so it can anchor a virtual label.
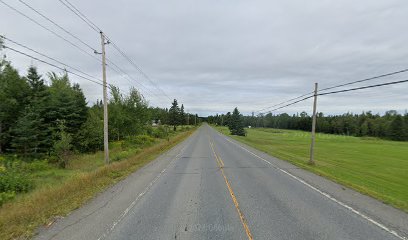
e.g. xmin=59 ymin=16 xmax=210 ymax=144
xmin=21 ymin=160 xmax=50 ymax=172
xmin=0 ymin=191 xmax=16 ymax=206
xmin=151 ymin=126 xmax=168 ymax=139
xmin=0 ymin=171 xmax=33 ymax=193
xmin=123 ymin=135 xmax=156 ymax=149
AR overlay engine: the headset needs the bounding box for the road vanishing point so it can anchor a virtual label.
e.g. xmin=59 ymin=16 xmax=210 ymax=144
xmin=36 ymin=124 xmax=408 ymax=240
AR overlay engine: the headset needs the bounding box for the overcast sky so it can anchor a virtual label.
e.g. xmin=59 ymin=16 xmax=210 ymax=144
xmin=1 ymin=0 xmax=407 ymax=116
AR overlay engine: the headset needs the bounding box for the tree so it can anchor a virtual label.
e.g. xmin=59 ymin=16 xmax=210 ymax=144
xmin=46 ymin=72 xmax=88 ymax=149
xmin=0 ymin=62 xmax=30 ymax=153
xmin=229 ymin=107 xmax=246 ymax=136
xmin=25 ymin=66 xmax=51 ymax=152
xmin=52 ymin=121 xmax=73 ymax=168
xmin=180 ymin=104 xmax=185 ymax=125
xmin=168 ymin=99 xmax=180 ymax=131
xmin=10 ymin=107 xmax=43 ymax=158
xmin=77 ymin=107 xmax=103 ymax=152
xmin=388 ymin=115 xmax=405 ymax=141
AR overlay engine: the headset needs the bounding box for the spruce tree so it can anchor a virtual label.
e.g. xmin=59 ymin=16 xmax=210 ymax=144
xmin=168 ymin=99 xmax=180 ymax=131
xmin=26 ymin=66 xmax=51 ymax=152
xmin=229 ymin=107 xmax=246 ymax=136
xmin=180 ymin=104 xmax=185 ymax=125
xmin=389 ymin=115 xmax=405 ymax=141
xmin=11 ymin=107 xmax=43 ymax=158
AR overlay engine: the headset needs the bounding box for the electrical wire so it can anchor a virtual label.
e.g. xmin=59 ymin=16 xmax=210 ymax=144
xmin=319 ymin=68 xmax=408 ymax=92
xmin=255 ymin=91 xmax=314 ymax=113
xmin=3 ymin=45 xmax=107 ymax=88
xmin=318 ymin=79 xmax=408 ymax=96
xmin=261 ymin=96 xmax=313 ymax=114
xmin=0 ymin=35 xmax=102 ymax=83
xmin=16 ymin=0 xmax=97 ymax=52
xmin=0 ymin=0 xmax=101 ymax=63
xmin=57 ymin=0 xmax=101 ymax=33
xmin=56 ymin=0 xmax=172 ymax=101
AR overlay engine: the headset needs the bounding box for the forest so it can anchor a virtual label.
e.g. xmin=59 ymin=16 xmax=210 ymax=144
xmin=0 ymin=59 xmax=197 ymax=161
xmin=207 ymin=109 xmax=408 ymax=141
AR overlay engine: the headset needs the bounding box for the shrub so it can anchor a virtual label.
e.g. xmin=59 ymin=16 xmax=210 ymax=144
xmin=0 ymin=191 xmax=16 ymax=206
xmin=151 ymin=126 xmax=167 ymax=139
xmin=123 ymin=135 xmax=156 ymax=149
xmin=0 ymin=171 xmax=33 ymax=193
xmin=21 ymin=160 xmax=50 ymax=172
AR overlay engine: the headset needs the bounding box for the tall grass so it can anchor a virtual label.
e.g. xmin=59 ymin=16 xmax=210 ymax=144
xmin=0 ymin=128 xmax=195 ymax=240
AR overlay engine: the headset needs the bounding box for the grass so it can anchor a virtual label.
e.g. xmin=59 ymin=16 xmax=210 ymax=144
xmin=215 ymin=126 xmax=408 ymax=212
xmin=0 ymin=126 xmax=196 ymax=240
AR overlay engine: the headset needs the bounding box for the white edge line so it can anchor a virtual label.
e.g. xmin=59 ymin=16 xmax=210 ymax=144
xmin=216 ymin=131 xmax=407 ymax=240
xmin=96 ymin=141 xmax=190 ymax=240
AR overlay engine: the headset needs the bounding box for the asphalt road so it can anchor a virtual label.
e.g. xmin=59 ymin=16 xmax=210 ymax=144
xmin=36 ymin=124 xmax=408 ymax=240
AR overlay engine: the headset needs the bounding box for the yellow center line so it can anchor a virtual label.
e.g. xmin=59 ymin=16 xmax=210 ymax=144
xmin=209 ymin=139 xmax=253 ymax=240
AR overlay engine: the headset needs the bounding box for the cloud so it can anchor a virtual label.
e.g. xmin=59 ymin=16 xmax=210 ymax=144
xmin=1 ymin=0 xmax=407 ymax=116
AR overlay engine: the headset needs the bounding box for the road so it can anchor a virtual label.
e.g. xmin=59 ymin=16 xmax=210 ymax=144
xmin=36 ymin=124 xmax=408 ymax=240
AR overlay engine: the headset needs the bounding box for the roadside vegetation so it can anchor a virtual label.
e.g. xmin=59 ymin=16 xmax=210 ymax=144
xmin=0 ymin=126 xmax=195 ymax=239
xmin=215 ymin=126 xmax=408 ymax=212
xmin=0 ymin=56 xmax=200 ymax=239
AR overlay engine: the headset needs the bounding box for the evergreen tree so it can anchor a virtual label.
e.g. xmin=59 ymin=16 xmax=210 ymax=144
xmin=25 ymin=66 xmax=51 ymax=152
xmin=388 ymin=115 xmax=405 ymax=141
xmin=0 ymin=62 xmax=30 ymax=153
xmin=180 ymin=104 xmax=185 ymax=125
xmin=46 ymin=72 xmax=88 ymax=149
xmin=10 ymin=107 xmax=43 ymax=158
xmin=77 ymin=107 xmax=103 ymax=152
xmin=229 ymin=107 xmax=246 ymax=136
xmin=168 ymin=99 xmax=180 ymax=131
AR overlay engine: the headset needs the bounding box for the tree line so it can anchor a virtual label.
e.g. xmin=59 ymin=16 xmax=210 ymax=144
xmin=206 ymin=107 xmax=246 ymax=136
xmin=0 ymin=59 xmax=197 ymax=164
xmin=206 ymin=110 xmax=408 ymax=141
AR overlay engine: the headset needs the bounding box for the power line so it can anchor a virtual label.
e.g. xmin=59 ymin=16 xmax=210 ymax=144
xmin=257 ymin=67 xmax=408 ymax=114
xmin=318 ymin=79 xmax=408 ymax=96
xmin=16 ymin=0 xmax=97 ymax=52
xmin=56 ymin=0 xmax=172 ymax=102
xmin=3 ymin=45 xmax=107 ymax=87
xmin=261 ymin=79 xmax=408 ymax=114
xmin=261 ymin=96 xmax=313 ymax=114
xmin=104 ymin=58 xmax=165 ymax=100
xmin=2 ymin=0 xmax=161 ymax=101
xmin=0 ymin=35 xmax=102 ymax=83
xmin=106 ymin=38 xmax=172 ymax=101
xmin=255 ymin=91 xmax=314 ymax=113
xmin=319 ymin=67 xmax=408 ymax=92
xmin=57 ymin=0 xmax=100 ymax=33
xmin=0 ymin=0 xmax=101 ymax=63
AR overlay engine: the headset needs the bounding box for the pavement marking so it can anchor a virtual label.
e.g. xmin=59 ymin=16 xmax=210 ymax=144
xmin=215 ymin=130 xmax=407 ymax=240
xmin=209 ymin=140 xmax=253 ymax=240
xmin=96 ymin=141 xmax=191 ymax=240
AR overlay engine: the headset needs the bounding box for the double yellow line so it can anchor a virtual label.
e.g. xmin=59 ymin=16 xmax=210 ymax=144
xmin=209 ymin=138 xmax=253 ymax=240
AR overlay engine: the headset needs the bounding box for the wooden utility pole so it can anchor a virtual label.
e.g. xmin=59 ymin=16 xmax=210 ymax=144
xmin=101 ymin=31 xmax=109 ymax=164
xmin=194 ymin=114 xmax=197 ymax=125
xmin=309 ymin=82 xmax=318 ymax=165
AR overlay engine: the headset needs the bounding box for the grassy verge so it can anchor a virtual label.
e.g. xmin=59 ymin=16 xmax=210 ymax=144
xmin=215 ymin=126 xmax=408 ymax=212
xmin=0 ymin=126 xmax=196 ymax=240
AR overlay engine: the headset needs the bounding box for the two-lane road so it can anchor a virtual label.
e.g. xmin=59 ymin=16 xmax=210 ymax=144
xmin=36 ymin=124 xmax=408 ymax=240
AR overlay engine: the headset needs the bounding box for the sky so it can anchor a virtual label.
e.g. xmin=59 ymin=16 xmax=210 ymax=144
xmin=1 ymin=0 xmax=407 ymax=117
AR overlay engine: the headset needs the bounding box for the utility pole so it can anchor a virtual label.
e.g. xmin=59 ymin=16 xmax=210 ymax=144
xmin=101 ymin=31 xmax=109 ymax=164
xmin=187 ymin=113 xmax=190 ymax=125
xmin=194 ymin=114 xmax=197 ymax=125
xmin=309 ymin=82 xmax=318 ymax=165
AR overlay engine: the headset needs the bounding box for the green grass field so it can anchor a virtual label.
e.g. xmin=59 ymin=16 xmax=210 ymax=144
xmin=215 ymin=126 xmax=408 ymax=212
